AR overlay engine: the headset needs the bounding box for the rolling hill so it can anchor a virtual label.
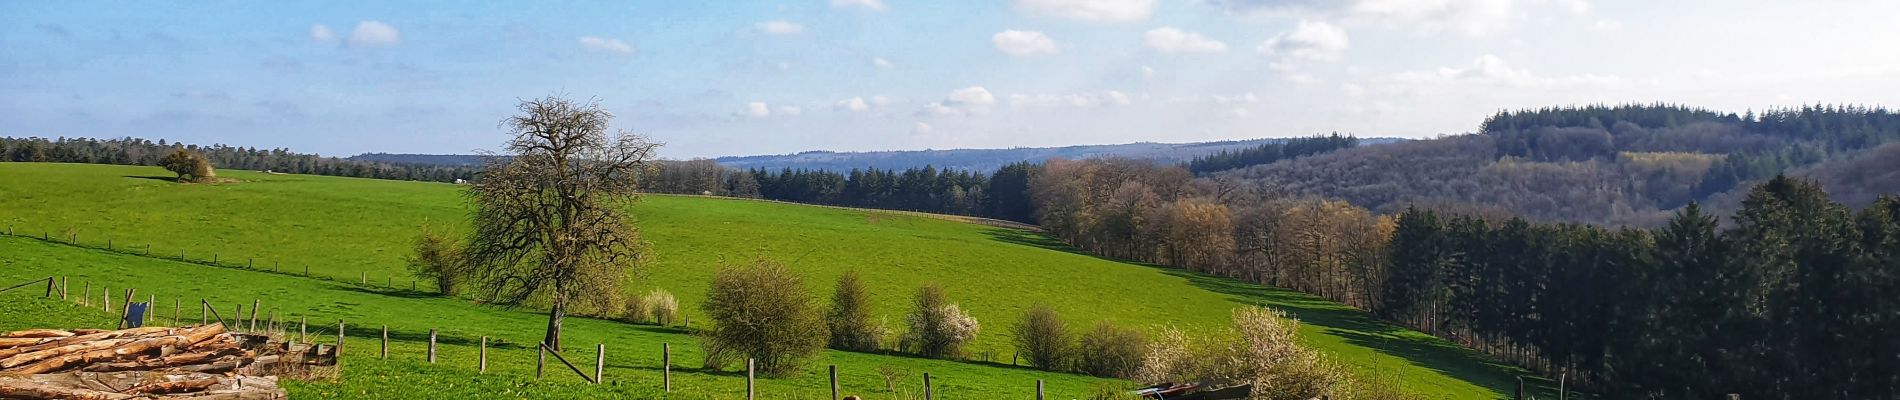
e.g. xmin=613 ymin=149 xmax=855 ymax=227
xmin=0 ymin=163 xmax=1559 ymax=399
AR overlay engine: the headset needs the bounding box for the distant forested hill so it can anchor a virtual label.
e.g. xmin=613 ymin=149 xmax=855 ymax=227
xmin=711 ymin=137 xmax=1403 ymax=173
xmin=348 ymin=138 xmax=1403 ymax=173
xmin=1224 ymin=104 xmax=1900 ymax=226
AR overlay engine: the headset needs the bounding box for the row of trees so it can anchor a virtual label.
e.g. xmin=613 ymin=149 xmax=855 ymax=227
xmin=0 ymin=136 xmax=479 ymax=182
xmin=1184 ymin=133 xmax=1360 ymax=174
xmin=1377 ymin=179 xmax=1900 ymax=399
xmin=637 ymin=159 xmax=1041 ymax=222
xmin=1030 ymin=151 xmax=1900 ymax=399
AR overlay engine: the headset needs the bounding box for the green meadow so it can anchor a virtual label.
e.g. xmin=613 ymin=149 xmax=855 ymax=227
xmin=0 ymin=163 xmax=1565 ymax=399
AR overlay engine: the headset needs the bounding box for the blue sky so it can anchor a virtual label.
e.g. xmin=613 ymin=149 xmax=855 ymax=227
xmin=4 ymin=0 xmax=1898 ymax=158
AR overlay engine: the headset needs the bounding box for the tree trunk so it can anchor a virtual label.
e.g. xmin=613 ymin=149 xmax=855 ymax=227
xmin=544 ymin=298 xmax=565 ymax=352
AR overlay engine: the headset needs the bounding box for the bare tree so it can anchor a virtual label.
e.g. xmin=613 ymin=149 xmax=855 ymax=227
xmin=463 ymin=96 xmax=660 ymax=351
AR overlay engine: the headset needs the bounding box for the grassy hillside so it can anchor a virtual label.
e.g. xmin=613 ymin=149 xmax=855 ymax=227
xmin=0 ymin=163 xmax=1562 ymax=398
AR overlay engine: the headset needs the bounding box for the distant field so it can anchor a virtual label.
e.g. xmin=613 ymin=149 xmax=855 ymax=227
xmin=0 ymin=163 xmax=1563 ymax=399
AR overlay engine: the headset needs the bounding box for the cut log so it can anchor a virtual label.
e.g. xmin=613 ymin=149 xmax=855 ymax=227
xmin=5 ymin=324 xmax=225 ymax=375
xmin=0 ymin=339 xmax=132 ymax=370
xmin=0 ymin=327 xmax=171 ymax=360
xmin=119 ymin=376 xmax=220 ymax=394
xmin=80 ymin=348 xmax=243 ymax=372
xmin=0 ymin=330 xmax=73 ymax=339
xmin=0 ymin=378 xmax=136 ymax=400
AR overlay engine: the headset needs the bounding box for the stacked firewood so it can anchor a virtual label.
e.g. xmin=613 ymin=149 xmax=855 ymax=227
xmin=0 ymin=324 xmax=319 ymax=399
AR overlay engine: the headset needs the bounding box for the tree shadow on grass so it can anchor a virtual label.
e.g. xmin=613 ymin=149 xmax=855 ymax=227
xmin=121 ymin=175 xmax=179 ymax=183
xmin=979 ymin=227 xmax=1569 ymax=399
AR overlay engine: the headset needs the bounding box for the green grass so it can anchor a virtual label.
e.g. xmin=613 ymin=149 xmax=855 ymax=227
xmin=0 ymin=163 xmax=1570 ymax=399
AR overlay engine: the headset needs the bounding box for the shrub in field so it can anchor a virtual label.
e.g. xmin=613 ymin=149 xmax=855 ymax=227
xmin=1076 ymin=321 xmax=1146 ymax=378
xmin=699 ymin=258 xmax=825 ymax=376
xmin=644 ymin=289 xmax=678 ymax=325
xmin=405 ymin=226 xmax=464 ymax=296
xmin=1224 ymin=306 xmax=1346 ymax=400
xmin=901 ymin=283 xmax=979 ymax=358
xmin=624 ymin=292 xmax=651 ymax=323
xmin=1012 ymin=304 xmax=1071 ymax=370
xmin=826 ymin=270 xmax=881 ymax=352
xmin=1136 ymin=306 xmax=1352 ymax=400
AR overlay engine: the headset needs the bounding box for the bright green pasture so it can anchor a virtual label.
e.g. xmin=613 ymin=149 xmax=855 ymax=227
xmin=0 ymin=163 xmax=1567 ymax=399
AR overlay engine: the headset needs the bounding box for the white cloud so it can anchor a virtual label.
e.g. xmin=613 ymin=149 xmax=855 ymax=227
xmin=1589 ymin=19 xmax=1623 ymax=32
xmin=577 ymin=36 xmax=634 ymax=53
xmin=1392 ymin=54 xmax=1623 ymax=89
xmin=777 ymin=105 xmax=803 ymax=116
xmin=1258 ymin=20 xmax=1350 ymax=62
xmin=1009 ymin=91 xmax=1132 ymax=108
xmin=1144 ymin=27 xmax=1228 ymax=53
xmin=831 ymin=0 xmax=886 ymax=11
xmin=309 ymin=24 xmax=336 ymax=42
xmin=1142 ymin=66 xmax=1156 ymax=79
xmin=1552 ymin=0 xmax=1590 ymax=14
xmin=756 ymin=20 xmax=805 ymax=35
xmin=1341 ymin=83 xmax=1367 ymax=97
xmin=836 ymin=97 xmax=871 ymax=112
xmin=347 ymin=21 xmax=401 ymax=47
xmin=912 ymin=122 xmax=934 ymax=135
xmin=1012 ymin=0 xmax=1157 ymax=22
xmin=871 ymin=95 xmax=893 ymax=106
xmin=745 ymin=102 xmax=772 ymax=118
xmin=873 ymin=57 xmax=894 ymax=68
xmin=992 ymin=30 xmax=1058 ymax=57
xmin=1164 ymin=92 xmax=1259 ymax=105
xmin=1348 ymin=0 xmax=1516 ymax=36
xmin=1210 ymin=0 xmax=1528 ymax=37
xmin=923 ymin=86 xmax=997 ymax=117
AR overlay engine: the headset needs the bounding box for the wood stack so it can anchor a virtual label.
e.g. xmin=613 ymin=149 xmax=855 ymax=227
xmin=0 ymin=324 xmax=327 ymax=399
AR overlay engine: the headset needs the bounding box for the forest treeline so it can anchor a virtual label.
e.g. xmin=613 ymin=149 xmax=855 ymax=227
xmin=0 ymin=136 xmax=479 ymax=182
xmin=1025 ymin=155 xmax=1899 ymax=398
xmin=1185 ymin=133 xmax=1359 ymax=174
xmin=1230 ymin=104 xmax=1900 ymax=225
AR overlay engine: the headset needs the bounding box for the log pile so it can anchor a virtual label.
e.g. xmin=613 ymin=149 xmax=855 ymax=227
xmin=0 ymin=324 xmax=332 ymax=399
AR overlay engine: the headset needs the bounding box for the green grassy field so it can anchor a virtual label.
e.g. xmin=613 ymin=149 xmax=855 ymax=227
xmin=0 ymin=163 xmax=1568 ymax=399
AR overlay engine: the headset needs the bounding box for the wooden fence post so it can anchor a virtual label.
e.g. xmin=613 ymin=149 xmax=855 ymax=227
xmin=382 ymin=325 xmax=390 ymax=359
xmin=336 ymin=319 xmax=345 ymax=357
xmin=536 ymin=344 xmax=546 ymax=380
xmin=232 ymin=304 xmax=242 ymax=328
xmin=43 ymin=277 xmax=53 ymax=298
xmin=829 ymin=365 xmax=839 ymax=400
xmin=662 ymin=343 xmax=671 ymax=392
xmin=102 ymin=287 xmax=110 ymax=312
xmin=200 ymin=301 xmax=207 ymax=326
xmin=80 ymin=282 xmax=90 ymax=307
xmin=746 ymin=358 xmax=756 ymax=400
xmin=360 ymin=272 xmax=366 ymax=285
xmin=249 ymin=299 xmax=260 ymax=332
xmin=1036 ymin=379 xmax=1045 ymax=400
xmin=173 ymin=298 xmax=180 ymax=326
xmin=59 ymin=277 xmax=66 ymax=300
xmin=924 ymin=372 xmax=933 ymax=400
xmin=428 ymin=329 xmax=437 ymax=363
xmin=595 ymin=344 xmax=605 ymax=385
xmin=300 ymin=317 xmax=307 ymax=343
xmin=146 ymin=294 xmax=155 ymax=326
xmin=479 ymin=336 xmax=488 ymax=373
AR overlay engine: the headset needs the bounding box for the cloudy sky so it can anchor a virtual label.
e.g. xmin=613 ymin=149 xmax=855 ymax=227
xmin=4 ymin=0 xmax=1898 ymax=158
